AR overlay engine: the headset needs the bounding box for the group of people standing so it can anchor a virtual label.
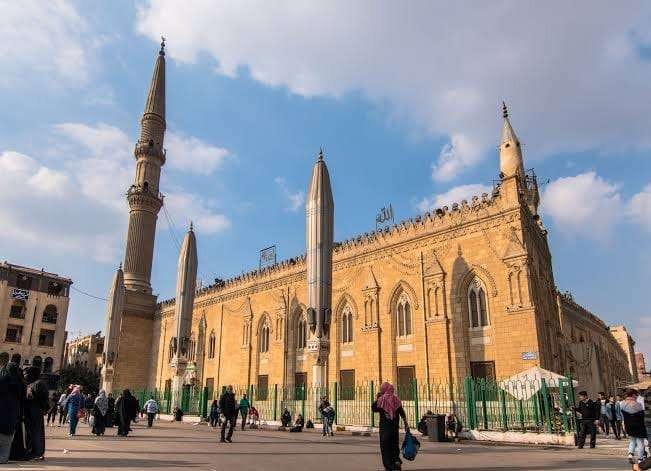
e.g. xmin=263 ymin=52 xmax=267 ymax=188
xmin=0 ymin=354 xmax=50 ymax=462
xmin=575 ymin=388 xmax=651 ymax=466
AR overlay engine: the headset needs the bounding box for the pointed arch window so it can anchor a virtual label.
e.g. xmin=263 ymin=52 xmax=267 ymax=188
xmin=188 ymin=337 xmax=196 ymax=361
xmin=208 ymin=331 xmax=216 ymax=359
xmin=396 ymin=294 xmax=412 ymax=337
xmin=468 ymin=278 xmax=490 ymax=328
xmin=297 ymin=316 xmax=307 ymax=350
xmin=341 ymin=306 xmax=354 ymax=343
xmin=260 ymin=321 xmax=270 ymax=353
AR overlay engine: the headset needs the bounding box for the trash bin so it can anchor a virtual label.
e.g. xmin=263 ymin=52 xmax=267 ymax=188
xmin=426 ymin=414 xmax=446 ymax=442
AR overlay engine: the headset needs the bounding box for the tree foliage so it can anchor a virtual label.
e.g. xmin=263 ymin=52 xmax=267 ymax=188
xmin=57 ymin=364 xmax=100 ymax=394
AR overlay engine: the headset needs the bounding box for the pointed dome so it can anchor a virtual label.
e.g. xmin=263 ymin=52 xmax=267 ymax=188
xmin=174 ymin=223 xmax=198 ymax=343
xmin=307 ymin=149 xmax=334 ymax=208
xmin=499 ymin=102 xmax=525 ymax=178
xmin=103 ymin=264 xmax=125 ymax=366
xmin=144 ymin=43 xmax=166 ymax=119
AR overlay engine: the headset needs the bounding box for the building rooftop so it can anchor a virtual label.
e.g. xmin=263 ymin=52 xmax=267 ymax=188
xmin=1 ymin=261 xmax=73 ymax=284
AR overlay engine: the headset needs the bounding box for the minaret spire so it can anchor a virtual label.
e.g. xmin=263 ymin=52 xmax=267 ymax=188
xmin=122 ymin=45 xmax=167 ymax=293
xmin=499 ymin=101 xmax=525 ymax=179
xmin=101 ymin=264 xmax=125 ymax=393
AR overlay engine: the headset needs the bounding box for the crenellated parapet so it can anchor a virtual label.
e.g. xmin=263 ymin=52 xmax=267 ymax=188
xmin=157 ymin=186 xmax=519 ymax=313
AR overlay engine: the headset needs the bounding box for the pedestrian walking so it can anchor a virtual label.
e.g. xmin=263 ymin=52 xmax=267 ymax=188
xmin=319 ymin=397 xmax=335 ymax=436
xmin=372 ymin=382 xmax=410 ymax=471
xmin=644 ymin=387 xmax=651 ymax=457
xmin=209 ymin=400 xmax=221 ymax=427
xmin=597 ymin=392 xmax=610 ymax=437
xmin=144 ymin=396 xmax=158 ymax=428
xmin=57 ymin=388 xmax=70 ymax=427
xmin=92 ymin=390 xmax=108 ymax=436
xmin=84 ymin=393 xmax=94 ymax=424
xmin=0 ymin=354 xmax=26 ymax=463
xmin=46 ymin=392 xmax=58 ymax=427
xmin=23 ymin=366 xmax=48 ymax=460
xmin=115 ymin=390 xmax=138 ymax=437
xmin=617 ymin=394 xmax=628 ymax=438
xmin=574 ymin=391 xmax=599 ymax=449
xmin=238 ymin=393 xmax=250 ymax=430
xmin=622 ymin=389 xmax=648 ymax=465
xmin=66 ymin=386 xmax=84 ymax=437
xmin=8 ymin=354 xmax=27 ymax=461
xmin=219 ymin=385 xmax=237 ymax=442
xmin=106 ymin=393 xmax=115 ymax=427
xmin=607 ymin=396 xmax=622 ymax=440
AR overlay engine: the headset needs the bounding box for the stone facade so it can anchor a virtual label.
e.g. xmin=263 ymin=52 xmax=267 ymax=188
xmin=609 ymin=325 xmax=638 ymax=383
xmin=64 ymin=331 xmax=104 ymax=373
xmin=0 ymin=262 xmax=71 ymax=373
xmin=105 ymin=48 xmax=636 ymax=398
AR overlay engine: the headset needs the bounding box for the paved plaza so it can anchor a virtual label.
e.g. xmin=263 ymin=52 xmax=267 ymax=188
xmin=3 ymin=419 xmax=633 ymax=471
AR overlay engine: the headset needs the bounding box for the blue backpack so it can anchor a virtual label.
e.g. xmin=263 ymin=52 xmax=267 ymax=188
xmin=401 ymin=430 xmax=421 ymax=461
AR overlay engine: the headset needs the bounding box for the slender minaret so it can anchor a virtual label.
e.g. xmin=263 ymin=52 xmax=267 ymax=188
xmin=101 ymin=264 xmax=125 ymax=394
xmin=123 ymin=39 xmax=167 ymax=293
xmin=170 ymin=223 xmax=198 ymax=408
xmin=305 ymin=149 xmax=334 ymax=389
xmin=499 ymin=102 xmax=539 ymax=214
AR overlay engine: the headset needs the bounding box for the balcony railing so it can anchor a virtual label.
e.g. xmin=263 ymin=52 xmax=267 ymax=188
xmin=126 ymin=184 xmax=163 ymax=201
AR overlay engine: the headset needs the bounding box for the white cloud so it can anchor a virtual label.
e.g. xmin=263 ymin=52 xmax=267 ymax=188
xmin=166 ymin=131 xmax=231 ymax=175
xmin=164 ymin=192 xmax=231 ymax=234
xmin=417 ymin=183 xmax=492 ymax=213
xmin=274 ymin=177 xmax=305 ymax=212
xmin=136 ymin=1 xmax=651 ymax=180
xmin=541 ymin=172 xmax=623 ymax=240
xmin=0 ymin=0 xmax=91 ymax=86
xmin=628 ymin=183 xmax=651 ymax=233
xmin=0 ymin=123 xmax=231 ymax=264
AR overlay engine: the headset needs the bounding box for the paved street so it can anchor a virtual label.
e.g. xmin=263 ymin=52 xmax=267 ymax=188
xmin=3 ymin=419 xmax=634 ymax=471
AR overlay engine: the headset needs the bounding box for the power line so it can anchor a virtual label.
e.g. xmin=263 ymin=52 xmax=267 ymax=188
xmin=70 ymin=285 xmax=107 ymax=302
xmin=162 ymin=203 xmax=182 ymax=251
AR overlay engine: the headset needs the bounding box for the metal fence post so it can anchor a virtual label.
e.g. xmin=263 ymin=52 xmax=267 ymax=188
xmin=464 ymin=377 xmax=476 ymax=429
xmin=273 ymin=384 xmax=278 ymax=421
xmin=301 ymin=384 xmax=306 ymax=421
xmin=499 ymin=388 xmax=508 ymax=431
xmin=480 ymin=380 xmax=488 ymax=430
xmin=540 ymin=378 xmax=552 ymax=434
xmin=370 ymin=381 xmax=375 ymax=428
xmin=518 ymin=399 xmax=525 ymax=431
xmin=200 ymin=386 xmax=208 ymax=418
xmin=333 ymin=381 xmax=338 ymax=425
xmin=413 ymin=378 xmax=419 ymax=423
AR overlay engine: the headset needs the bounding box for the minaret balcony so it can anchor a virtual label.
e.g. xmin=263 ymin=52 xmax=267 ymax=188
xmin=134 ymin=141 xmax=166 ymax=164
xmin=126 ymin=184 xmax=164 ymax=212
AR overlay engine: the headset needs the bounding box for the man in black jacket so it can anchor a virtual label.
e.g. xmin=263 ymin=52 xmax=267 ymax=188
xmin=219 ymin=386 xmax=237 ymax=443
xmin=575 ymin=391 xmax=599 ymax=449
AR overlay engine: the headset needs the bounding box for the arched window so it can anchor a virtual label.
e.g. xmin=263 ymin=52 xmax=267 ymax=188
xmin=260 ymin=322 xmax=270 ymax=353
xmin=42 ymin=305 xmax=58 ymax=324
xmin=396 ymin=294 xmax=412 ymax=337
xmin=468 ymin=278 xmax=490 ymax=328
xmin=341 ymin=306 xmax=354 ymax=343
xmin=43 ymin=357 xmax=53 ymax=374
xmin=168 ymin=338 xmax=176 ymax=362
xmin=208 ymin=332 xmax=216 ymax=359
xmin=10 ymin=301 xmax=25 ymax=319
xmin=297 ymin=317 xmax=307 ymax=349
xmin=32 ymin=356 xmax=43 ymax=372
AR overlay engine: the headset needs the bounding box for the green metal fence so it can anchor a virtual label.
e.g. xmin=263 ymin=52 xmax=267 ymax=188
xmin=132 ymin=376 xmax=577 ymax=435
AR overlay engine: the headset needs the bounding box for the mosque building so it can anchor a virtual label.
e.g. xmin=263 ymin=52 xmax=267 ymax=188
xmin=101 ymin=44 xmax=636 ymax=405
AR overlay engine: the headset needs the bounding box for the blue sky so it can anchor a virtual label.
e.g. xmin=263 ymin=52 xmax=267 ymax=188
xmin=1 ymin=1 xmax=650 ymax=362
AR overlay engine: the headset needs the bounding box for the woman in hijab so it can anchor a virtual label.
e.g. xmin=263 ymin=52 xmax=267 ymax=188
xmin=66 ymin=386 xmax=84 ymax=437
xmin=23 ymin=366 xmax=48 ymax=460
xmin=372 ymin=382 xmax=410 ymax=471
xmin=92 ymin=390 xmax=108 ymax=436
xmin=115 ymin=390 xmax=137 ymax=437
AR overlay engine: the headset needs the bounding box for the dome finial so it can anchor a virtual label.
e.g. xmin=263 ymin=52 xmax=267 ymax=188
xmin=189 ymin=220 xmax=193 ymax=231
xmin=160 ymin=36 xmax=166 ymax=56
xmin=502 ymin=101 xmax=509 ymax=119
xmin=118 ymin=262 xmax=122 ymax=270
xmin=318 ymin=146 xmax=324 ymax=161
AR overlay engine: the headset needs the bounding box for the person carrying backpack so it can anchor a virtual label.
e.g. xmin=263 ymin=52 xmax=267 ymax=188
xmin=372 ymin=382 xmax=410 ymax=471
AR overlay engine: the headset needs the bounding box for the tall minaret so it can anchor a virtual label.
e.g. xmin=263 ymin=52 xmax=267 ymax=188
xmin=123 ymin=39 xmax=167 ymax=293
xmin=499 ymin=102 xmax=539 ymax=214
xmin=170 ymin=223 xmax=198 ymax=408
xmin=305 ymin=149 xmax=334 ymax=389
xmin=101 ymin=264 xmax=125 ymax=394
